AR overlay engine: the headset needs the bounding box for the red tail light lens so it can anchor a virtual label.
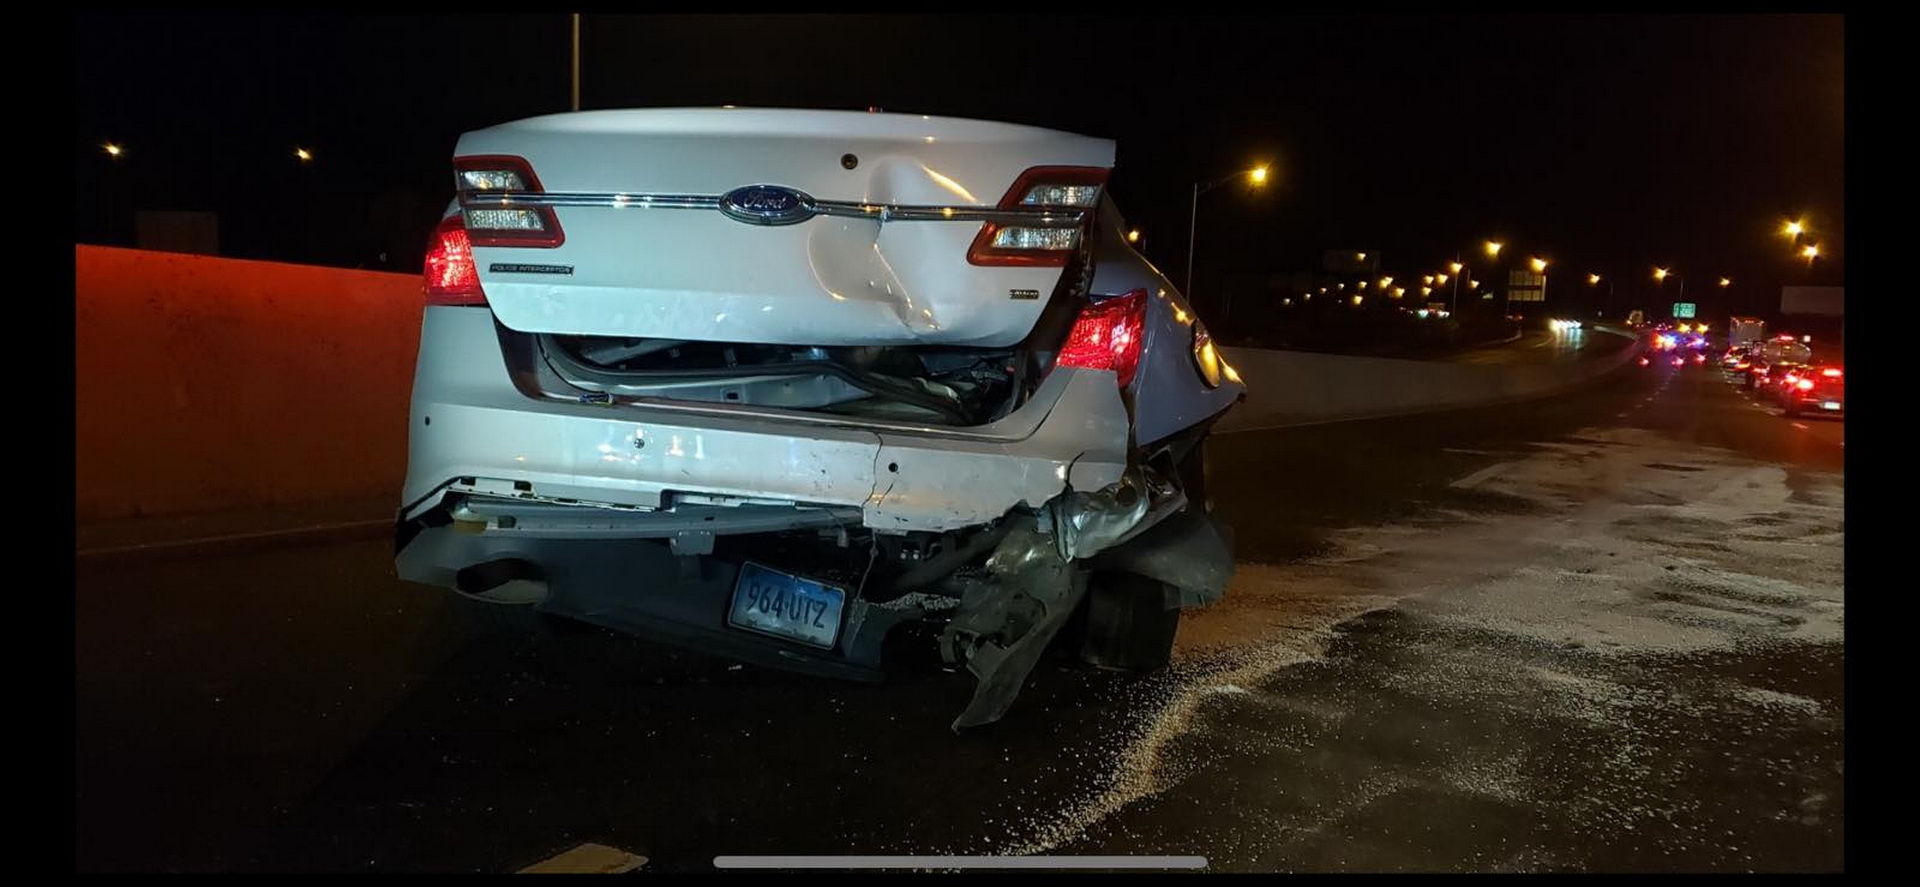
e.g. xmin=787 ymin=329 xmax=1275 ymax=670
xmin=453 ymin=154 xmax=564 ymax=248
xmin=1057 ymin=289 xmax=1147 ymax=387
xmin=968 ymin=166 xmax=1108 ymax=267
xmin=1821 ymin=368 xmax=1843 ymax=378
xmin=424 ymin=215 xmax=485 ymax=306
xmin=1796 ymin=378 xmax=1815 ymax=390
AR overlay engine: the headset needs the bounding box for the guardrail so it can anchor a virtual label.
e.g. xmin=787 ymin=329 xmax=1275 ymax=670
xmin=1216 ymin=327 xmax=1638 ymax=432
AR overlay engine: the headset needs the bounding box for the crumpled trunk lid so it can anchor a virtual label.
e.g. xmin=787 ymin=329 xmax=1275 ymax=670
xmin=456 ymin=108 xmax=1115 ymax=347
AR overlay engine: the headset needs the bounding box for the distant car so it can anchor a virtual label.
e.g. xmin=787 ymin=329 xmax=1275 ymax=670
xmin=1722 ymin=345 xmax=1756 ymax=379
xmin=1776 ymin=364 xmax=1845 ymax=417
xmin=1752 ymin=361 xmax=1806 ymax=394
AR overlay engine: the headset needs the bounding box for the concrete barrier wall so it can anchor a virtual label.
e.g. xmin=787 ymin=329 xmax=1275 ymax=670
xmin=73 ymin=246 xmax=1635 ymax=522
xmin=75 ymin=246 xmax=422 ymax=521
xmin=1216 ymin=333 xmax=1639 ymax=432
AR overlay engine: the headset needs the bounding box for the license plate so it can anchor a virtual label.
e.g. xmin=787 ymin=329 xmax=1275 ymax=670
xmin=727 ymin=562 xmax=845 ymax=649
xmin=1822 ymin=401 xmax=1841 ymax=410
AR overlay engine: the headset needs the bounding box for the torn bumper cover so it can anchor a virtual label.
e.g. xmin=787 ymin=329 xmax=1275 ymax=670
xmin=940 ymin=467 xmax=1234 ymax=730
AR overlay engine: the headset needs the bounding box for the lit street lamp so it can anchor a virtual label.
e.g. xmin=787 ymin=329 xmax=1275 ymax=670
xmin=295 ymin=147 xmax=314 ymax=163
xmin=1587 ymin=272 xmax=1614 ymax=316
xmin=1802 ymin=243 xmax=1821 ymax=263
xmin=1126 ymin=228 xmax=1142 ymax=247
xmin=1187 ymin=163 xmax=1270 ymax=322
xmin=102 ymin=142 xmax=124 ymax=159
xmin=1485 ymin=241 xmax=1504 ymax=259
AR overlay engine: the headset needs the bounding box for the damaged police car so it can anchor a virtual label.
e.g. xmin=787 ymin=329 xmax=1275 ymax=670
xmin=394 ymin=107 xmax=1243 ymax=728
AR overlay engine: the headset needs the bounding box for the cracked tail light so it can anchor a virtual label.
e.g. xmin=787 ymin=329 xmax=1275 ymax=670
xmin=424 ymin=215 xmax=485 ymax=306
xmin=1057 ymin=288 xmax=1147 ymax=388
xmin=453 ymin=154 xmax=564 ymax=248
xmin=968 ymin=166 xmax=1108 ymax=267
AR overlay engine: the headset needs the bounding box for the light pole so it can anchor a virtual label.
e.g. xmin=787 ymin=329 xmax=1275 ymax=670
xmin=1187 ymin=164 xmax=1269 ymax=322
xmin=570 ymin=13 xmax=582 ymax=111
xmin=1654 ymin=267 xmax=1685 ymax=314
xmin=1588 ymin=273 xmax=1614 ymax=318
xmin=1447 ymin=260 xmax=1464 ymax=313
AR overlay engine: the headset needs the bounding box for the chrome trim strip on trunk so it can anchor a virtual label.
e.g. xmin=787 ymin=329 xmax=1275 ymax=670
xmin=458 ymin=190 xmax=1088 ymax=226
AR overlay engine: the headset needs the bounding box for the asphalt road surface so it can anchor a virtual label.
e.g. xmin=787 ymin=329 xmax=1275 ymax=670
xmin=75 ymin=358 xmax=1843 ymax=873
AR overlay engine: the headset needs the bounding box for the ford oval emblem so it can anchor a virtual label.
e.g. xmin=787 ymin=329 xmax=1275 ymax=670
xmin=718 ymin=184 xmax=816 ymax=226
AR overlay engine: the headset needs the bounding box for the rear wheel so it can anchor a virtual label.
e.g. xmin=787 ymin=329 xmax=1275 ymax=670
xmin=1077 ymin=572 xmax=1179 ymax=671
xmin=1071 ymin=438 xmax=1211 ymax=672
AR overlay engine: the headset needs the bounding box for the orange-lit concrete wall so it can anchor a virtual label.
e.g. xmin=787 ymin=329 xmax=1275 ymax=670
xmin=76 ymin=246 xmax=422 ymax=521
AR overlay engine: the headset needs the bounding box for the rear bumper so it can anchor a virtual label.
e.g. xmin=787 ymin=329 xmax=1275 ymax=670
xmin=399 ymin=306 xmax=1131 ymax=533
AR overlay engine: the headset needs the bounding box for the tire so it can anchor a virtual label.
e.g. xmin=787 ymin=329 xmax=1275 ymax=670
xmin=1077 ymin=572 xmax=1180 ymax=672
xmin=1176 ymin=437 xmax=1213 ymax=514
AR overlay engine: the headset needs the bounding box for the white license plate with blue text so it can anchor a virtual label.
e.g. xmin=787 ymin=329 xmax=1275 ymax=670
xmin=727 ymin=562 xmax=846 ymax=649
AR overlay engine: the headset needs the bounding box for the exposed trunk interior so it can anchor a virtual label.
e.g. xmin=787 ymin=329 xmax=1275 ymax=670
xmin=540 ymin=334 xmax=1026 ymax=425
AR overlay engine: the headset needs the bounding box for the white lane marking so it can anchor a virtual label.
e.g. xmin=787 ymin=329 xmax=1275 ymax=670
xmin=1450 ymin=462 xmax=1515 ymax=490
xmin=1792 ymin=423 xmax=1810 ymax=430
xmin=518 ymin=844 xmax=649 ymax=874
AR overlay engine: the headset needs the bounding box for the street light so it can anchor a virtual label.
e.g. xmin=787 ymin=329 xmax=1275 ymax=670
xmin=1186 ymin=163 xmax=1271 ymax=319
xmin=1654 ymin=266 xmax=1685 ymax=303
xmin=102 ymin=142 xmax=124 ymax=158
xmin=295 ymin=147 xmax=314 ymax=163
xmin=1485 ymin=241 xmax=1504 ymax=258
xmin=1587 ymin=272 xmax=1614 ymax=316
xmin=1126 ymin=228 xmax=1141 ymax=244
xmin=1529 ymin=257 xmax=1548 ymax=273
xmin=1783 ymin=219 xmax=1805 ymax=238
xmin=1803 ymin=243 xmax=1821 ymax=262
xmin=1719 ymin=277 xmax=1731 ymax=288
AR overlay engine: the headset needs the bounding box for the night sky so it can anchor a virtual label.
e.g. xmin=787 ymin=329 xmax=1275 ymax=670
xmin=76 ymin=13 xmax=1843 ymax=317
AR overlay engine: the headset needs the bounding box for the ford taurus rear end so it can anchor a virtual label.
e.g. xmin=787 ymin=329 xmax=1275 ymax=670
xmin=393 ymin=108 xmax=1244 ymax=728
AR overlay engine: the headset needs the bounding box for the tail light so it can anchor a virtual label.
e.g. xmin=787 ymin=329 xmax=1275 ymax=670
xmin=1694 ymin=353 xmax=1706 ymax=363
xmin=1671 ymin=357 xmax=1684 ymax=367
xmin=453 ymin=155 xmax=564 ymax=248
xmin=1796 ymin=378 xmax=1815 ymax=391
xmin=423 ymin=215 xmax=485 ymax=306
xmin=968 ymin=166 xmax=1108 ymax=267
xmin=1057 ymin=289 xmax=1147 ymax=387
xmin=1735 ymin=362 xmax=1750 ymax=369
xmin=1822 ymin=368 xmax=1843 ymax=378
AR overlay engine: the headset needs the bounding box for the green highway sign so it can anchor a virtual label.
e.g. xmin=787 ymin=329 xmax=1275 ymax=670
xmin=1673 ymin=302 xmax=1697 ymax=319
